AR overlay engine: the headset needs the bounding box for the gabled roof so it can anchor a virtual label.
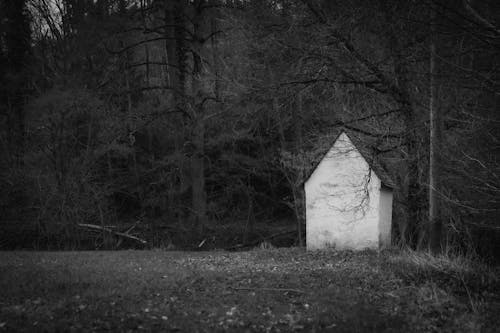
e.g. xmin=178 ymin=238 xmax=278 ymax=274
xmin=304 ymin=130 xmax=396 ymax=189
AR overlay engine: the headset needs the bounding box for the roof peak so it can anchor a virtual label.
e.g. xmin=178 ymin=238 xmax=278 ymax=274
xmin=304 ymin=129 xmax=395 ymax=189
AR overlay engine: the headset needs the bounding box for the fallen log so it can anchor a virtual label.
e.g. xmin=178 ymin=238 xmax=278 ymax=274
xmin=77 ymin=223 xmax=147 ymax=244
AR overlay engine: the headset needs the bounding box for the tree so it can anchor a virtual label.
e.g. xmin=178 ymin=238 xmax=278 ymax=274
xmin=1 ymin=0 xmax=497 ymax=252
xmin=274 ymin=0 xmax=427 ymax=247
xmin=0 ymin=0 xmax=31 ymax=165
xmin=428 ymin=0 xmax=443 ymax=253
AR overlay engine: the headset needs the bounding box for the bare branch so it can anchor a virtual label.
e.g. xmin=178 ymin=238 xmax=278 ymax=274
xmin=462 ymin=0 xmax=500 ymax=37
xmin=78 ymin=223 xmax=147 ymax=244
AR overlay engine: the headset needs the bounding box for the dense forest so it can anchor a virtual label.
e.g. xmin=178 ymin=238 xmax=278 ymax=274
xmin=0 ymin=0 xmax=499 ymax=259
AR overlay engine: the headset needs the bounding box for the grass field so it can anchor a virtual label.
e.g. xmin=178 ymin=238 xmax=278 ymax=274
xmin=0 ymin=249 xmax=499 ymax=332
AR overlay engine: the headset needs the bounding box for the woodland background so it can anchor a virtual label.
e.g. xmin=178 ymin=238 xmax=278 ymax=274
xmin=0 ymin=0 xmax=499 ymax=260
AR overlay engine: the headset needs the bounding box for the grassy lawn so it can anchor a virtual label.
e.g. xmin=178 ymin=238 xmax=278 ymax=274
xmin=0 ymin=249 xmax=498 ymax=332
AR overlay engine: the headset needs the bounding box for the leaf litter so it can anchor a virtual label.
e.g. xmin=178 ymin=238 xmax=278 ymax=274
xmin=0 ymin=248 xmax=498 ymax=332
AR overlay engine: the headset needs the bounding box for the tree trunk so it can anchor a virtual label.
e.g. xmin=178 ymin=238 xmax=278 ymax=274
xmin=294 ymin=91 xmax=305 ymax=246
xmin=174 ymin=0 xmax=187 ymax=103
xmin=243 ymin=176 xmax=255 ymax=244
xmin=391 ymin=50 xmax=423 ymax=249
xmin=210 ymin=14 xmax=221 ymax=100
xmin=381 ymin=2 xmax=425 ymax=249
xmin=191 ymin=118 xmax=207 ymax=231
xmin=429 ymin=1 xmax=443 ymax=253
xmin=171 ymin=0 xmax=189 ymax=223
xmin=2 ymin=0 xmax=30 ymax=166
xmin=405 ymin=107 xmax=423 ymax=249
xmin=164 ymin=0 xmax=178 ymax=102
xmin=190 ymin=1 xmax=207 ymax=232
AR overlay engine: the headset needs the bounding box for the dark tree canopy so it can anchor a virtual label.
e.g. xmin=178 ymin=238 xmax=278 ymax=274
xmin=0 ymin=0 xmax=498 ymax=260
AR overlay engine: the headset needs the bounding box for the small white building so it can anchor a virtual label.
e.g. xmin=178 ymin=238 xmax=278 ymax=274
xmin=305 ymin=131 xmax=394 ymax=251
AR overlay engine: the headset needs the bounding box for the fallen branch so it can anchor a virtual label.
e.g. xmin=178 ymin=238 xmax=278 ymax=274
xmin=231 ymin=287 xmax=305 ymax=294
xmin=77 ymin=223 xmax=147 ymax=244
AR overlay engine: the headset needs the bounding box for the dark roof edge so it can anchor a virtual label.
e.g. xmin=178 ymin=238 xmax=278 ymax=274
xmin=304 ymin=130 xmax=396 ymax=189
xmin=303 ymin=130 xmax=344 ymax=184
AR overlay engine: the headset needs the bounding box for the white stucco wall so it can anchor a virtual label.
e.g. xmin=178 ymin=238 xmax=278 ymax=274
xmin=378 ymin=187 xmax=393 ymax=248
xmin=305 ymin=133 xmax=385 ymax=250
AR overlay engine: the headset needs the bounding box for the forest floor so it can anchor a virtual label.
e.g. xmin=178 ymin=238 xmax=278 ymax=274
xmin=0 ymin=248 xmax=499 ymax=332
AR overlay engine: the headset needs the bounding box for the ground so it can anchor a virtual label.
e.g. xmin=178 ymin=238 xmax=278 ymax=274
xmin=0 ymin=249 xmax=498 ymax=332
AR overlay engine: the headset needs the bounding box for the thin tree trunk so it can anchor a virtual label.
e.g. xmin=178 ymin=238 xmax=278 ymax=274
xmin=163 ymin=0 xmax=177 ymax=220
xmin=210 ymin=14 xmax=221 ymax=100
xmin=164 ymin=0 xmax=177 ymax=100
xmin=243 ymin=176 xmax=255 ymax=244
xmin=124 ymin=43 xmax=138 ymax=182
xmin=172 ymin=0 xmax=188 ymax=223
xmin=190 ymin=1 xmax=207 ymax=232
xmin=174 ymin=0 xmax=187 ymax=104
xmin=191 ymin=118 xmax=207 ymax=232
xmin=3 ymin=0 xmax=29 ymax=166
xmin=294 ymin=91 xmax=304 ymax=246
xmin=405 ymin=106 xmax=422 ymax=249
xmin=429 ymin=1 xmax=443 ymax=253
